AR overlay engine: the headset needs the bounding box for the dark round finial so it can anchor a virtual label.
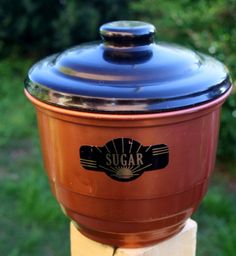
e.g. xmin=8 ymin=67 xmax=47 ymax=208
xmin=100 ymin=20 xmax=156 ymax=46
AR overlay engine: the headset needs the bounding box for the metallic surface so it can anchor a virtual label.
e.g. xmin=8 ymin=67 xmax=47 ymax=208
xmin=25 ymin=21 xmax=231 ymax=113
xmin=25 ymin=88 xmax=231 ymax=247
xmin=100 ymin=20 xmax=156 ymax=46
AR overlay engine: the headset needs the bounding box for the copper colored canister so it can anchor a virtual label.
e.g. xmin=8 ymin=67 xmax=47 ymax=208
xmin=25 ymin=21 xmax=232 ymax=247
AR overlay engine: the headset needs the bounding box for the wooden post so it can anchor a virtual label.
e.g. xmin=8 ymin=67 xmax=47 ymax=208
xmin=70 ymin=219 xmax=197 ymax=256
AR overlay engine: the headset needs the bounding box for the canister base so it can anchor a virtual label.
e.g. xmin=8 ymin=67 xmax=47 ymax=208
xmin=72 ymin=220 xmax=185 ymax=248
xmin=51 ymin=179 xmax=205 ymax=247
xmin=62 ymin=201 xmax=188 ymax=248
xmin=71 ymin=219 xmax=197 ymax=255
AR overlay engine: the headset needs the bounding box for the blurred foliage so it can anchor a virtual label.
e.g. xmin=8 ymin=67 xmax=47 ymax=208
xmin=1 ymin=1 xmax=236 ymax=255
xmin=130 ymin=0 xmax=236 ymax=164
xmin=0 ymin=59 xmax=34 ymax=145
xmin=0 ymin=0 xmax=130 ymax=57
xmin=1 ymin=56 xmax=236 ymax=255
xmin=194 ymin=174 xmax=236 ymax=256
xmin=1 ymin=0 xmax=235 ymax=162
xmin=0 ymin=58 xmax=69 ymax=255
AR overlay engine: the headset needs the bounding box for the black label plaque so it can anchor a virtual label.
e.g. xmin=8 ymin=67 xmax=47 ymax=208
xmin=80 ymin=138 xmax=169 ymax=182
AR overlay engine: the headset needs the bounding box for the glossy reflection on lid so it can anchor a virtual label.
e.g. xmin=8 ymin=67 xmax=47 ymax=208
xmin=25 ymin=20 xmax=232 ymax=113
xmin=100 ymin=20 xmax=156 ymax=47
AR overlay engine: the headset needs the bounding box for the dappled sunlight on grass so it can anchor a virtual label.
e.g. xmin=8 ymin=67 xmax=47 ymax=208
xmin=0 ymin=58 xmax=69 ymax=255
xmin=194 ymin=174 xmax=236 ymax=256
xmin=1 ymin=1 xmax=236 ymax=250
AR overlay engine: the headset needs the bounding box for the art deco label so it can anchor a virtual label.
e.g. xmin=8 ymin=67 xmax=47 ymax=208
xmin=80 ymin=138 xmax=169 ymax=182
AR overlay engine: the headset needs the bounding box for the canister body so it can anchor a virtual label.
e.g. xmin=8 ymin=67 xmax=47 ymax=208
xmin=26 ymin=90 xmax=229 ymax=247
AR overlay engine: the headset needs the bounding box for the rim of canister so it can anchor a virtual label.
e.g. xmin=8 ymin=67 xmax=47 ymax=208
xmin=25 ymin=88 xmax=232 ymax=122
xmin=25 ymin=20 xmax=232 ymax=113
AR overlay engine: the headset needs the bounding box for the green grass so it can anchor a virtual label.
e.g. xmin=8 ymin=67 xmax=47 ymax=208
xmin=194 ymin=175 xmax=236 ymax=256
xmin=0 ymin=142 xmax=69 ymax=256
xmin=0 ymin=58 xmax=236 ymax=255
xmin=0 ymin=58 xmax=69 ymax=255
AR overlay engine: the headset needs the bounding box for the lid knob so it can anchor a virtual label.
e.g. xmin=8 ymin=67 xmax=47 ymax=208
xmin=100 ymin=20 xmax=156 ymax=47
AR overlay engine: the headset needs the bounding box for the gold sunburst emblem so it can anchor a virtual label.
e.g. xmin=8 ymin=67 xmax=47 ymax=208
xmin=116 ymin=167 xmax=134 ymax=179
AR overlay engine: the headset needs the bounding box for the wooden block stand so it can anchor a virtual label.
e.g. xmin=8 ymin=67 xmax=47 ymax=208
xmin=71 ymin=219 xmax=197 ymax=256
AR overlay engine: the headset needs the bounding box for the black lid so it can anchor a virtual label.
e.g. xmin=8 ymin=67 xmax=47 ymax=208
xmin=25 ymin=20 xmax=232 ymax=113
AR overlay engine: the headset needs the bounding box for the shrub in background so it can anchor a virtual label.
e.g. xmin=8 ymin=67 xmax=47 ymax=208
xmin=0 ymin=0 xmax=130 ymax=56
xmin=1 ymin=0 xmax=235 ymax=165
xmin=130 ymin=0 xmax=236 ymax=165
